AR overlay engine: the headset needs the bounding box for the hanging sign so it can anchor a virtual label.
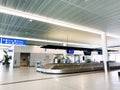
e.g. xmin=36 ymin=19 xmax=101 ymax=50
xmin=1 ymin=38 xmax=26 ymax=45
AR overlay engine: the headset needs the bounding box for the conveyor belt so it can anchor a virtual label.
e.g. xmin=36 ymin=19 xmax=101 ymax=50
xmin=37 ymin=62 xmax=120 ymax=74
xmin=36 ymin=63 xmax=104 ymax=74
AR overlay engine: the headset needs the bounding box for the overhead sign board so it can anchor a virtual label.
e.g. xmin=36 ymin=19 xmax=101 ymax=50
xmin=1 ymin=38 xmax=26 ymax=45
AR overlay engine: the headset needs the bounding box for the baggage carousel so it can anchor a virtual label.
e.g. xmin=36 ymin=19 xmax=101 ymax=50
xmin=36 ymin=63 xmax=104 ymax=74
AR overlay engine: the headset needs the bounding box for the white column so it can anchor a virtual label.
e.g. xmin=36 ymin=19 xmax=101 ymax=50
xmin=63 ymin=43 xmax=67 ymax=63
xmin=101 ymin=32 xmax=108 ymax=73
xmin=63 ymin=43 xmax=67 ymax=46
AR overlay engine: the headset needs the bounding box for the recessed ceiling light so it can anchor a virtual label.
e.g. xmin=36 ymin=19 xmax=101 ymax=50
xmin=29 ymin=19 xmax=32 ymax=22
xmin=25 ymin=32 xmax=29 ymax=35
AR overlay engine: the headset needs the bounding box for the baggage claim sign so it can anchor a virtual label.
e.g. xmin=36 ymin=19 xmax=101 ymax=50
xmin=0 ymin=38 xmax=26 ymax=45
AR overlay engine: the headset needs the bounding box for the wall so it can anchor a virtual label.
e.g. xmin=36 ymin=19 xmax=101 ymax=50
xmin=0 ymin=49 xmax=4 ymax=60
xmin=13 ymin=45 xmax=66 ymax=67
xmin=14 ymin=45 xmax=66 ymax=54
xmin=13 ymin=52 xmax=20 ymax=67
xmin=30 ymin=53 xmax=54 ymax=66
xmin=13 ymin=45 xmax=93 ymax=67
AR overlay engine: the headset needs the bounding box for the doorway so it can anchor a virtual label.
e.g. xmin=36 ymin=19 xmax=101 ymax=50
xmin=20 ymin=53 xmax=30 ymax=67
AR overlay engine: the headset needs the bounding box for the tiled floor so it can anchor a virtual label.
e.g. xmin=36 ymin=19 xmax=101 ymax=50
xmin=0 ymin=64 xmax=120 ymax=90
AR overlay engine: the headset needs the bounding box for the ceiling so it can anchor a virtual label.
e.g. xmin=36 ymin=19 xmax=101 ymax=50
xmin=0 ymin=0 xmax=120 ymax=48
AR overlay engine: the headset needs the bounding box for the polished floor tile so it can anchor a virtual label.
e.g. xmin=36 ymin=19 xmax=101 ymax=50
xmin=0 ymin=64 xmax=120 ymax=90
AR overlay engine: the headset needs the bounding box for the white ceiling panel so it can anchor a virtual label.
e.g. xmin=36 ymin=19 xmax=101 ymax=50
xmin=0 ymin=0 xmax=120 ymax=48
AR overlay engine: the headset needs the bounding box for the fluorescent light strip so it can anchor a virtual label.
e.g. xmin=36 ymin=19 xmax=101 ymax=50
xmin=0 ymin=35 xmax=93 ymax=47
xmin=0 ymin=6 xmax=103 ymax=34
xmin=0 ymin=6 xmax=120 ymax=43
xmin=68 ymin=42 xmax=89 ymax=46
xmin=0 ymin=35 xmax=63 ymax=44
xmin=0 ymin=6 xmax=120 ymax=38
xmin=68 ymin=42 xmax=101 ymax=48
xmin=107 ymin=33 xmax=120 ymax=38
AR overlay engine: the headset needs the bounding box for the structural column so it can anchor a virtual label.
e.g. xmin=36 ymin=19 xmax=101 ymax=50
xmin=101 ymin=32 xmax=108 ymax=73
xmin=63 ymin=43 xmax=67 ymax=63
xmin=63 ymin=43 xmax=67 ymax=46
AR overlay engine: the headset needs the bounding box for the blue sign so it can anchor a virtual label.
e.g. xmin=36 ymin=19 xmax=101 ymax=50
xmin=98 ymin=50 xmax=103 ymax=55
xmin=1 ymin=38 xmax=26 ymax=45
xmin=8 ymin=50 xmax=13 ymax=52
xmin=67 ymin=49 xmax=74 ymax=54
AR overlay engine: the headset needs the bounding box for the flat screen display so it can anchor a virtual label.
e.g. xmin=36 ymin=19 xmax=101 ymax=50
xmin=98 ymin=50 xmax=103 ymax=55
xmin=67 ymin=49 xmax=74 ymax=54
xmin=84 ymin=50 xmax=91 ymax=55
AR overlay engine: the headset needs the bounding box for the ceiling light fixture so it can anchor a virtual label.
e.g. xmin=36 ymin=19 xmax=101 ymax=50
xmin=68 ymin=42 xmax=89 ymax=46
xmin=29 ymin=19 xmax=32 ymax=22
xmin=0 ymin=35 xmax=96 ymax=48
xmin=68 ymin=42 xmax=100 ymax=48
xmin=0 ymin=6 xmax=120 ymax=40
xmin=107 ymin=33 xmax=120 ymax=38
xmin=0 ymin=35 xmax=63 ymax=44
xmin=0 ymin=6 xmax=103 ymax=34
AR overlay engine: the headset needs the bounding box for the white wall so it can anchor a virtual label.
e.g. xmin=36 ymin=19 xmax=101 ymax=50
xmin=30 ymin=53 xmax=54 ymax=66
xmin=74 ymin=51 xmax=84 ymax=54
xmin=13 ymin=52 xmax=20 ymax=67
xmin=14 ymin=45 xmax=94 ymax=67
xmin=0 ymin=49 xmax=4 ymax=60
xmin=14 ymin=45 xmax=66 ymax=67
xmin=7 ymin=46 xmax=14 ymax=64
xmin=14 ymin=45 xmax=66 ymax=54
